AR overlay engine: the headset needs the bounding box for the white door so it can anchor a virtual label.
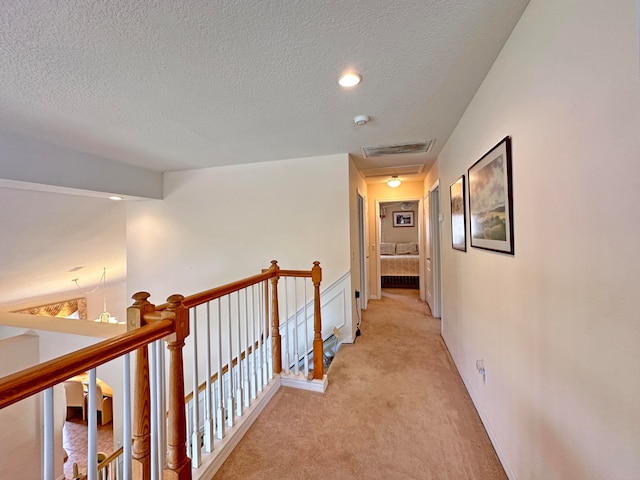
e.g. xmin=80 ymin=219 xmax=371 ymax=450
xmin=424 ymin=194 xmax=434 ymax=308
xmin=357 ymin=191 xmax=368 ymax=309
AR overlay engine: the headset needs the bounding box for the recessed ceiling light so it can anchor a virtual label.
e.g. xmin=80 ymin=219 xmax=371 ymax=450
xmin=354 ymin=115 xmax=369 ymax=126
xmin=109 ymin=196 xmax=123 ymax=201
xmin=338 ymin=72 xmax=361 ymax=88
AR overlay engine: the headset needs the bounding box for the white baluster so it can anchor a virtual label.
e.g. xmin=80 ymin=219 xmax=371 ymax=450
xmin=149 ymin=341 xmax=159 ymax=479
xmin=87 ymin=369 xmax=97 ymax=480
xmin=293 ymin=278 xmax=300 ymax=376
xmin=216 ymin=299 xmax=225 ymax=439
xmin=204 ymin=301 xmax=214 ymax=452
xmin=236 ymin=292 xmax=243 ymax=417
xmin=283 ymin=278 xmax=290 ymax=374
xmin=262 ymin=280 xmax=269 ymax=386
xmin=43 ymin=387 xmax=54 ymax=480
xmin=250 ymin=285 xmax=258 ymax=400
xmin=243 ymin=288 xmax=251 ymax=408
xmin=303 ymin=279 xmax=310 ymax=378
xmin=123 ymin=353 xmax=132 ymax=480
xmin=190 ymin=308 xmax=201 ymax=467
xmin=256 ymin=284 xmax=264 ymax=393
xmin=226 ymin=295 xmax=235 ymax=427
xmin=156 ymin=341 xmax=166 ymax=471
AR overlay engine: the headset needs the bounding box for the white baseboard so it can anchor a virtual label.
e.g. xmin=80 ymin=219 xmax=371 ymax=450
xmin=441 ymin=338 xmax=517 ymax=480
xmin=280 ymin=372 xmax=328 ymax=393
xmin=461 ymin=374 xmax=517 ymax=480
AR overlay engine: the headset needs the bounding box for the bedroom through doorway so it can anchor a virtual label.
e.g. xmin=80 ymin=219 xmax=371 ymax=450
xmin=378 ymin=200 xmax=421 ymax=292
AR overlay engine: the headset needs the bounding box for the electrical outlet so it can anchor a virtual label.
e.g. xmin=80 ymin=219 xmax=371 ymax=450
xmin=476 ymin=359 xmax=487 ymax=385
xmin=355 ymin=290 xmax=360 ymax=299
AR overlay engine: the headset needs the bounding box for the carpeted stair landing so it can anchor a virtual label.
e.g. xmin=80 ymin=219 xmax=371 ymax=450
xmin=212 ymin=288 xmax=507 ymax=480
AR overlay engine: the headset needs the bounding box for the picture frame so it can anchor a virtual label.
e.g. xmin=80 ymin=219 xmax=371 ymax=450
xmin=450 ymin=175 xmax=466 ymax=251
xmin=393 ymin=211 xmax=414 ymax=227
xmin=14 ymin=297 xmax=88 ymax=320
xmin=468 ymin=136 xmax=514 ymax=254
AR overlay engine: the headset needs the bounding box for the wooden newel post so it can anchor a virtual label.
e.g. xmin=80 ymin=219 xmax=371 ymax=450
xmin=163 ymin=294 xmax=192 ymax=480
xmin=269 ymin=260 xmax=282 ymax=374
xmin=312 ymin=261 xmax=324 ymax=380
xmin=127 ymin=292 xmax=155 ymax=480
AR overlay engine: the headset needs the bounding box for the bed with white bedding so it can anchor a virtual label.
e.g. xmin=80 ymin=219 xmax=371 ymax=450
xmin=379 ymin=242 xmax=420 ymax=288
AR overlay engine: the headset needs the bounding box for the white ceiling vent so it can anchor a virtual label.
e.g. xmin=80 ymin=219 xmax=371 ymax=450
xmin=361 ymin=139 xmax=434 ymax=158
xmin=360 ymin=164 xmax=425 ymax=178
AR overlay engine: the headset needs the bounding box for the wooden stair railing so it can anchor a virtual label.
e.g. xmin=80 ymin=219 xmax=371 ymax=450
xmin=136 ymin=260 xmax=324 ymax=470
xmin=0 ymin=293 xmax=191 ymax=480
xmin=0 ymin=260 xmax=323 ymax=479
xmin=155 ymin=259 xmax=324 ymax=382
xmin=0 ymin=318 xmax=173 ymax=409
xmin=269 ymin=260 xmax=324 ymax=380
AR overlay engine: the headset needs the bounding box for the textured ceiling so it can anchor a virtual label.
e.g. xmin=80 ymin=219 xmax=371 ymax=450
xmin=0 ymin=0 xmax=529 ymax=178
xmin=0 ymin=0 xmax=529 ymax=306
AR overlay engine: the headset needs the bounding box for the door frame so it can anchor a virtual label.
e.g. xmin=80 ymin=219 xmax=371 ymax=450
xmin=427 ymin=180 xmax=443 ymax=318
xmin=356 ymin=188 xmax=368 ymax=310
xmin=375 ymin=196 xmax=425 ymax=301
xmin=423 ymin=192 xmax=432 ymax=308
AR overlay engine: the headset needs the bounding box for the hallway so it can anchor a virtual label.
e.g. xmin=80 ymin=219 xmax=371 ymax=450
xmin=212 ymin=288 xmax=506 ymax=479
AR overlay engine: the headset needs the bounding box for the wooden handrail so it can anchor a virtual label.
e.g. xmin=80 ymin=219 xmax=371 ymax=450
xmin=98 ymin=446 xmax=124 ymax=471
xmin=154 ymin=270 xmax=275 ymax=311
xmin=0 ymin=318 xmax=174 ymax=410
xmin=277 ymin=269 xmax=313 ymax=278
xmin=0 ymin=260 xmax=324 ymax=479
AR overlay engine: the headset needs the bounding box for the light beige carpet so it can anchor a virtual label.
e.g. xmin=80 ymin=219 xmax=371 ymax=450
xmin=212 ymin=288 xmax=507 ymax=479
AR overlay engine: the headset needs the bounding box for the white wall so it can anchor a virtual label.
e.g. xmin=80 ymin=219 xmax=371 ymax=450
xmin=432 ymin=1 xmax=640 ymax=479
xmin=127 ymin=153 xmax=353 ymax=336
xmin=379 ymin=201 xmax=419 ymax=244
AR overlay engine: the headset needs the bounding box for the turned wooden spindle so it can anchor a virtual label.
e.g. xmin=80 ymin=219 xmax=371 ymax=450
xmin=163 ymin=294 xmax=192 ymax=480
xmin=127 ymin=292 xmax=155 ymax=480
xmin=312 ymin=262 xmax=324 ymax=380
xmin=269 ymin=260 xmax=282 ymax=374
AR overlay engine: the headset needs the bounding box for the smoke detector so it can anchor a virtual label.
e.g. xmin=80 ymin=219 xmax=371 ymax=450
xmin=354 ymin=115 xmax=369 ymax=126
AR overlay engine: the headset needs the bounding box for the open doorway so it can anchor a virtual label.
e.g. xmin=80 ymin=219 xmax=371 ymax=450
xmin=377 ymin=200 xmax=423 ymax=295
